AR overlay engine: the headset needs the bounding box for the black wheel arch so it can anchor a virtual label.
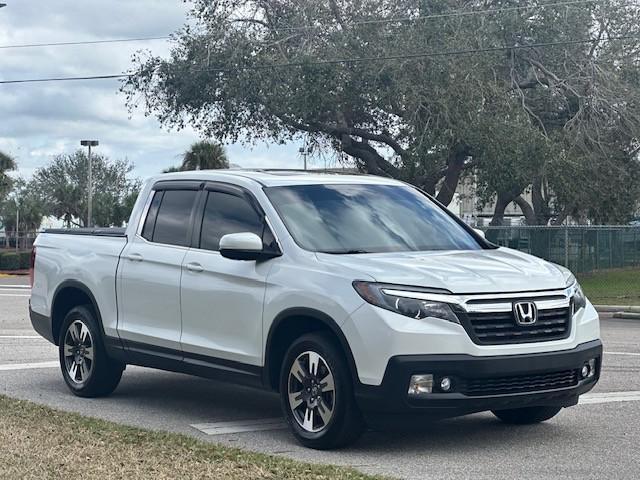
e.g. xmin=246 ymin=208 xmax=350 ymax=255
xmin=263 ymin=307 xmax=360 ymax=391
xmin=51 ymin=280 xmax=106 ymax=345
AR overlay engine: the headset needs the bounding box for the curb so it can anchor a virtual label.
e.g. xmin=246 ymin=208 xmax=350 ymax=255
xmin=594 ymin=305 xmax=640 ymax=313
xmin=612 ymin=312 xmax=640 ymax=320
xmin=0 ymin=270 xmax=29 ymax=276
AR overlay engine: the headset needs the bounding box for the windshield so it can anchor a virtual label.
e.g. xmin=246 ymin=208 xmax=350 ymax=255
xmin=265 ymin=184 xmax=482 ymax=253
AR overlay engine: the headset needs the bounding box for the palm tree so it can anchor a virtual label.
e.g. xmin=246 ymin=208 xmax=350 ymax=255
xmin=181 ymin=141 xmax=229 ymax=171
xmin=162 ymin=141 xmax=229 ymax=173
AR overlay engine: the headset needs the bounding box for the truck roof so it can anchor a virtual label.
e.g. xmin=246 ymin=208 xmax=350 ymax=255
xmin=150 ymin=169 xmax=404 ymax=187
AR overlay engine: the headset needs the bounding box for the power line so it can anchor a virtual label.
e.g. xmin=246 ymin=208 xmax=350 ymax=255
xmin=0 ymin=36 xmax=171 ymax=50
xmin=253 ymin=0 xmax=605 ymax=31
xmin=0 ymin=73 xmax=128 ymax=84
xmin=0 ymin=34 xmax=637 ymax=85
xmin=0 ymin=0 xmax=606 ymax=50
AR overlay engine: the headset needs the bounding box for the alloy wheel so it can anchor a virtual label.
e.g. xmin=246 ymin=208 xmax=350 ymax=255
xmin=287 ymin=350 xmax=336 ymax=433
xmin=63 ymin=320 xmax=94 ymax=384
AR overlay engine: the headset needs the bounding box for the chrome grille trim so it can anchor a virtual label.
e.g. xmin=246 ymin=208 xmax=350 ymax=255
xmin=381 ymin=287 xmax=575 ymax=314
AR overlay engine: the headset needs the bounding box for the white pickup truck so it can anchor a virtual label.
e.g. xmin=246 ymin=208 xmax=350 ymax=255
xmin=30 ymin=170 xmax=602 ymax=449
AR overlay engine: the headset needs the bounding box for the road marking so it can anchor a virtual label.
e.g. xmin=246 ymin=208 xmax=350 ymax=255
xmin=0 ymin=361 xmax=58 ymax=371
xmin=579 ymin=391 xmax=640 ymax=405
xmin=0 ymin=294 xmax=30 ymax=297
xmin=605 ymin=351 xmax=640 ymax=357
xmin=191 ymin=418 xmax=286 ymax=435
xmin=0 ymin=285 xmax=30 ymax=289
xmin=0 ymin=335 xmax=43 ymax=339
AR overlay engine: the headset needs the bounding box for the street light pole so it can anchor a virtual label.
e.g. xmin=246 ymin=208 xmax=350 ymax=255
xmin=80 ymin=140 xmax=99 ymax=227
xmin=14 ymin=196 xmax=19 ymax=253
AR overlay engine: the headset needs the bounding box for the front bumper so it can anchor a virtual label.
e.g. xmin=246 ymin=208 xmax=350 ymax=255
xmin=355 ymin=339 xmax=602 ymax=426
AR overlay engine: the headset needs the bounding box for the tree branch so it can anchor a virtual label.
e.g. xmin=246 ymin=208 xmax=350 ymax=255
xmin=513 ymin=195 xmax=536 ymax=225
xmin=310 ymin=122 xmax=409 ymax=158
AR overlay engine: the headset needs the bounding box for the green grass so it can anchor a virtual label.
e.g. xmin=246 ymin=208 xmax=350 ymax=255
xmin=578 ymin=268 xmax=640 ymax=306
xmin=0 ymin=395 xmax=384 ymax=480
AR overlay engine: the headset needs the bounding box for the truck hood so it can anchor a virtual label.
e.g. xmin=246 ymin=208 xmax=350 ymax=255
xmin=315 ymin=247 xmax=566 ymax=294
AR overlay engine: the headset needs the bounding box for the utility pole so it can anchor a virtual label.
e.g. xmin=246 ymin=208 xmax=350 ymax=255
xmin=80 ymin=140 xmax=99 ymax=227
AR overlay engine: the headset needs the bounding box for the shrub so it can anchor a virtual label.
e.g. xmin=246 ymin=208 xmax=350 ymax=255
xmin=0 ymin=252 xmax=20 ymax=271
xmin=19 ymin=251 xmax=31 ymax=270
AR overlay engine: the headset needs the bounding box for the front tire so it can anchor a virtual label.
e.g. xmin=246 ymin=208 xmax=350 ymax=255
xmin=492 ymin=406 xmax=562 ymax=424
xmin=59 ymin=305 xmax=124 ymax=397
xmin=279 ymin=332 xmax=365 ymax=449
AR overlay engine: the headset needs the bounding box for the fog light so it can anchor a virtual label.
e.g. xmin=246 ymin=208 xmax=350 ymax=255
xmin=581 ymin=364 xmax=590 ymax=379
xmin=587 ymin=358 xmax=597 ymax=378
xmin=408 ymin=374 xmax=433 ymax=396
xmin=440 ymin=377 xmax=452 ymax=392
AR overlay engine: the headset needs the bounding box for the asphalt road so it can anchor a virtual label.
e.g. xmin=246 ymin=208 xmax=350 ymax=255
xmin=1 ymin=277 xmax=639 ymax=479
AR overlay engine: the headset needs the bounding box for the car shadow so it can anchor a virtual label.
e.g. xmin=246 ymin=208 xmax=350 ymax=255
xmin=109 ymin=367 xmax=573 ymax=451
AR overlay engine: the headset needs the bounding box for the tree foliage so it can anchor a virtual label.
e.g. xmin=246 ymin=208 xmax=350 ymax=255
xmin=0 ymin=178 xmax=46 ymax=234
xmin=32 ymin=151 xmax=140 ymax=227
xmin=0 ymin=150 xmax=16 ymax=202
xmin=164 ymin=140 xmax=229 ymax=172
xmin=123 ymin=0 xmax=640 ymax=224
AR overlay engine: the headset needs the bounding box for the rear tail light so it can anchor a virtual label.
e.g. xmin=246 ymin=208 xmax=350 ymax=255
xmin=29 ymin=247 xmax=36 ymax=288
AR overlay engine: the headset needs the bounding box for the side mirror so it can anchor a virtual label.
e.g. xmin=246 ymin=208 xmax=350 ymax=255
xmin=473 ymin=228 xmax=486 ymax=239
xmin=219 ymin=232 xmax=274 ymax=261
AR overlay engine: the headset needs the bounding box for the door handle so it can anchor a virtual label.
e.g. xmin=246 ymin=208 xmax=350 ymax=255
xmin=127 ymin=253 xmax=144 ymax=262
xmin=185 ymin=262 xmax=204 ymax=273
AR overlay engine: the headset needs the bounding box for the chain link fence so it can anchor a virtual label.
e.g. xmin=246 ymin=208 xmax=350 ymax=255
xmin=1 ymin=227 xmax=638 ymax=304
xmin=480 ymin=226 xmax=640 ymax=305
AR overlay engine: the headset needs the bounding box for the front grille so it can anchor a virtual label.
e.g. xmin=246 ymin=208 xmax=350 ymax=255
xmin=464 ymin=307 xmax=571 ymax=345
xmin=464 ymin=369 xmax=579 ymax=396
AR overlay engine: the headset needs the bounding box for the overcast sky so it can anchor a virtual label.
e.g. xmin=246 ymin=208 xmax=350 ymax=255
xmin=0 ymin=0 xmax=304 ymax=180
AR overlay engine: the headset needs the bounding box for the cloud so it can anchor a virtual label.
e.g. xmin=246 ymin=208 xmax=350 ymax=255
xmin=0 ymin=0 xmax=301 ymax=181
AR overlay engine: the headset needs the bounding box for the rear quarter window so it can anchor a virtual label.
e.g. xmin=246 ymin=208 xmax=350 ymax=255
xmin=146 ymin=189 xmax=198 ymax=247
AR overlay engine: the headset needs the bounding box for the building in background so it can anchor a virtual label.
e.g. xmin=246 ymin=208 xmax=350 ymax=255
xmin=455 ymin=177 xmax=528 ymax=226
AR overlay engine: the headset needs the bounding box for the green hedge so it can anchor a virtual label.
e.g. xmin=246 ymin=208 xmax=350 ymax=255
xmin=0 ymin=252 xmax=21 ymax=271
xmin=19 ymin=251 xmax=31 ymax=270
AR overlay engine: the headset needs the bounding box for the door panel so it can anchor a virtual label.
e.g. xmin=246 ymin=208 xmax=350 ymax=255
xmin=180 ymin=251 xmax=269 ymax=365
xmin=116 ymin=186 xmax=200 ymax=351
xmin=117 ymin=239 xmax=187 ymax=349
xmin=180 ymin=188 xmax=274 ymax=366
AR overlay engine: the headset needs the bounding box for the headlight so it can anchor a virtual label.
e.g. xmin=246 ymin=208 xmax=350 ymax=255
xmin=353 ymin=281 xmax=460 ymax=324
xmin=572 ymin=283 xmax=586 ymax=312
xmin=554 ymin=264 xmax=586 ymax=312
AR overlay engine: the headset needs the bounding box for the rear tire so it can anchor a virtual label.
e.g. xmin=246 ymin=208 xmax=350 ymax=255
xmin=58 ymin=305 xmax=124 ymax=398
xmin=279 ymin=332 xmax=365 ymax=449
xmin=492 ymin=406 xmax=562 ymax=424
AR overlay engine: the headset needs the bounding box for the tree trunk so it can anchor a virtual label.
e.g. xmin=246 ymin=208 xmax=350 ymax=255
xmin=552 ymin=207 xmax=570 ymax=226
xmin=531 ymin=176 xmax=551 ymax=225
xmin=339 ymin=135 xmax=393 ymax=177
xmin=435 ymin=143 xmax=470 ymax=206
xmin=513 ymin=195 xmax=536 ymax=225
xmin=489 ymin=193 xmax=512 ymax=226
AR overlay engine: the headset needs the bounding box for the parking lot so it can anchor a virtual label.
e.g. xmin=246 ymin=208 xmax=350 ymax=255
xmin=1 ymin=277 xmax=639 ymax=480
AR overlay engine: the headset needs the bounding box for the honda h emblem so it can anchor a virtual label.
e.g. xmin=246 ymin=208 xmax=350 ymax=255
xmin=513 ymin=301 xmax=537 ymax=326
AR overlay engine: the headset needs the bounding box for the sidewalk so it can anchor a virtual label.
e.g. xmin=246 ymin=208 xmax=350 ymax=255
xmin=595 ymin=305 xmax=640 ymax=320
